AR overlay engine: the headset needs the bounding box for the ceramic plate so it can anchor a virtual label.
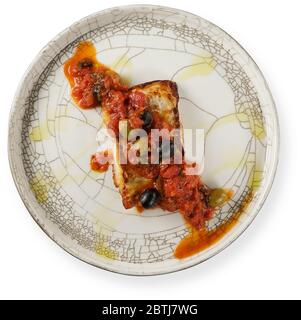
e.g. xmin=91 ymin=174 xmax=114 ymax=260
xmin=8 ymin=5 xmax=279 ymax=275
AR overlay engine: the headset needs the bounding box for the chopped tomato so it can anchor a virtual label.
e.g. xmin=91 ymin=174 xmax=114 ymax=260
xmin=129 ymin=91 xmax=145 ymax=109
xmin=128 ymin=91 xmax=146 ymax=129
xmin=90 ymin=151 xmax=113 ymax=173
xmin=159 ymin=165 xmax=181 ymax=179
xmin=103 ymin=90 xmax=128 ymax=135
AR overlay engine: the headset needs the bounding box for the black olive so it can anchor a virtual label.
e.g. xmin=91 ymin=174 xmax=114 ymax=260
xmin=200 ymin=185 xmax=210 ymax=208
xmin=203 ymin=192 xmax=210 ymax=208
xmin=139 ymin=188 xmax=161 ymax=209
xmin=158 ymin=140 xmax=175 ymax=162
xmin=140 ymin=110 xmax=153 ymax=130
xmin=78 ymin=58 xmax=93 ymax=69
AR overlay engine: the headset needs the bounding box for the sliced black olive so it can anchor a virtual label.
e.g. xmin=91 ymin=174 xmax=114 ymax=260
xmin=78 ymin=58 xmax=93 ymax=69
xmin=199 ymin=185 xmax=210 ymax=207
xmin=159 ymin=140 xmax=175 ymax=162
xmin=139 ymin=188 xmax=161 ymax=209
xmin=140 ymin=110 xmax=153 ymax=130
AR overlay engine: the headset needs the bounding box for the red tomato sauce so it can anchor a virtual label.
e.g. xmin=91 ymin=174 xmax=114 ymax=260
xmin=64 ymin=41 xmax=148 ymax=136
xmin=174 ymin=190 xmax=252 ymax=259
xmin=64 ymin=41 xmax=126 ymax=108
xmin=90 ymin=151 xmax=113 ymax=173
xmin=64 ymin=41 xmax=240 ymax=259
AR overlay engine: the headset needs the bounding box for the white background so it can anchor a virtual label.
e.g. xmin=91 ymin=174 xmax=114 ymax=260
xmin=0 ymin=0 xmax=298 ymax=300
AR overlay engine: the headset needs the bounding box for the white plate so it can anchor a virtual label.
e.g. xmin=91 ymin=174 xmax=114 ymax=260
xmin=8 ymin=5 xmax=279 ymax=275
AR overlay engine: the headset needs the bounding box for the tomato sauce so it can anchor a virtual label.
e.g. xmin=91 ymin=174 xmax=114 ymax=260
xmin=90 ymin=151 xmax=113 ymax=173
xmin=174 ymin=190 xmax=252 ymax=259
xmin=64 ymin=41 xmax=126 ymax=108
xmin=64 ymin=41 xmax=236 ymax=259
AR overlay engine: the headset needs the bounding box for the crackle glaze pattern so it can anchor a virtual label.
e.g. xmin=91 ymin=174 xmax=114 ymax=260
xmin=8 ymin=5 xmax=279 ymax=275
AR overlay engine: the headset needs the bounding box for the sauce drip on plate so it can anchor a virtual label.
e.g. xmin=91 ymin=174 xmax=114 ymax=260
xmin=175 ymin=189 xmax=252 ymax=259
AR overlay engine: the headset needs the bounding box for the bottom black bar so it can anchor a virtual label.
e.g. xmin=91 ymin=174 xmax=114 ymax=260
xmin=0 ymin=300 xmax=283 ymax=318
xmin=1 ymin=301 xmax=202 ymax=319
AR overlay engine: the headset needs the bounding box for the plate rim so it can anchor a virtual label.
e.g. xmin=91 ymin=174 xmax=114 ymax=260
xmin=7 ymin=4 xmax=280 ymax=276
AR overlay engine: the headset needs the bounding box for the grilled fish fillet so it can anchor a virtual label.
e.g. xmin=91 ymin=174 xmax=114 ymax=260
xmin=111 ymin=80 xmax=180 ymax=209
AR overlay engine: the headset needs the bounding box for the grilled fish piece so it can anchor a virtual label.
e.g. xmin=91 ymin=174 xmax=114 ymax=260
xmin=111 ymin=80 xmax=180 ymax=209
